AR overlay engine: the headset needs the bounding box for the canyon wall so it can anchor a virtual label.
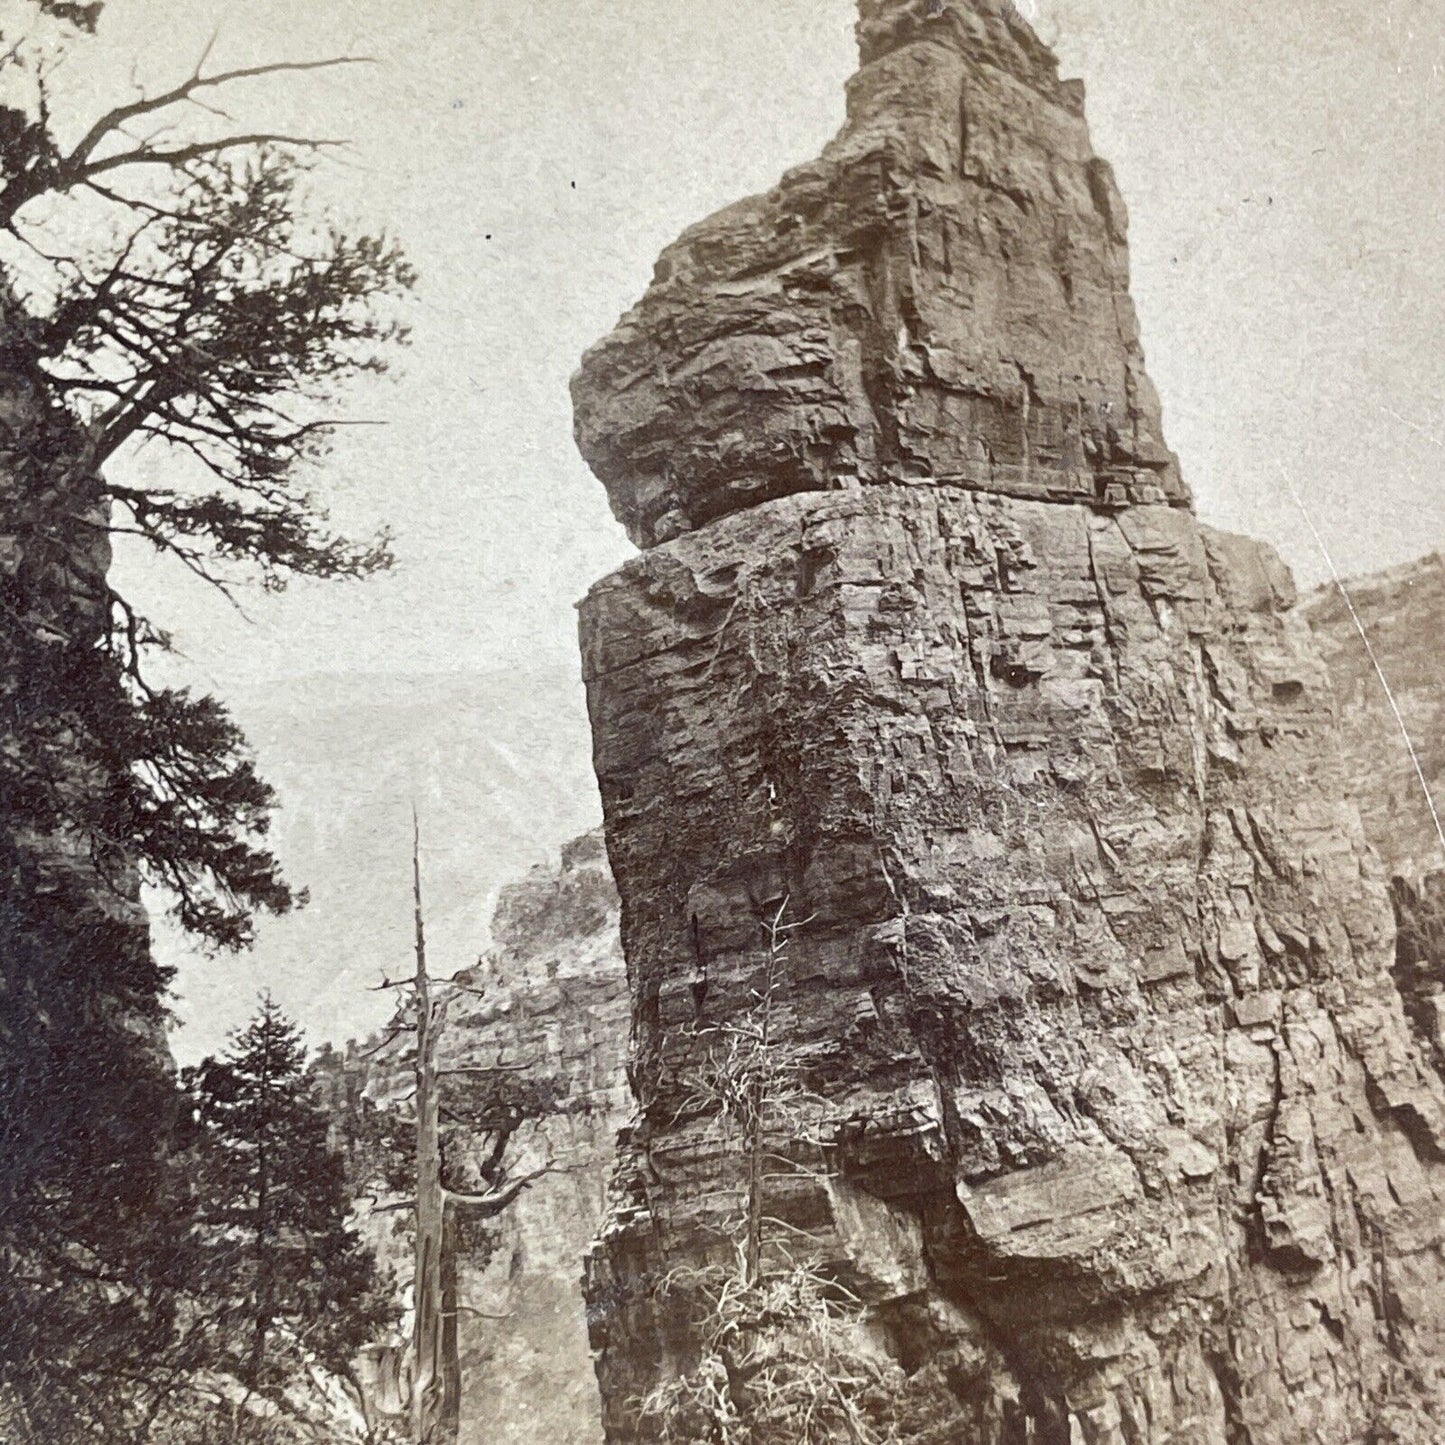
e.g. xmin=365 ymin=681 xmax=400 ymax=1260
xmin=1305 ymin=555 xmax=1445 ymax=886
xmin=573 ymin=2 xmax=1445 ymax=1440
xmin=1305 ymin=556 xmax=1445 ymax=1116
xmin=348 ymin=832 xmax=629 ymax=1445
xmin=451 ymin=833 xmax=628 ymax=1445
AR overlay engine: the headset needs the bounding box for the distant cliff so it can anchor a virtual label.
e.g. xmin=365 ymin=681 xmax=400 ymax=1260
xmin=447 ymin=833 xmax=627 ymax=1445
xmin=1305 ymin=553 xmax=1445 ymax=883
xmin=1306 ymin=554 xmax=1445 ymax=1087
xmin=335 ymin=832 xmax=629 ymax=1445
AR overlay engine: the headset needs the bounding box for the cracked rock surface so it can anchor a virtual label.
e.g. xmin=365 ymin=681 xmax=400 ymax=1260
xmin=573 ymin=2 xmax=1445 ymax=1439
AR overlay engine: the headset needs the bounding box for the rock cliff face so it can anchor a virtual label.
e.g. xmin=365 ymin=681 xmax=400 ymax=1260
xmin=1305 ymin=556 xmax=1445 ymax=1123
xmin=450 ymin=833 xmax=628 ymax=1445
xmin=575 ymin=0 xmax=1180 ymax=552
xmin=573 ymin=3 xmax=1445 ymax=1439
xmin=347 ymin=833 xmax=629 ymax=1445
xmin=1305 ymin=555 xmax=1445 ymax=885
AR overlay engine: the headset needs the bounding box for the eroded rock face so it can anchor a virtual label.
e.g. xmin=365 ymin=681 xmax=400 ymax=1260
xmin=345 ymin=833 xmax=629 ymax=1445
xmin=573 ymin=0 xmax=1179 ymax=551
xmin=574 ymin=3 xmax=1445 ymax=1440
xmin=451 ymin=833 xmax=629 ymax=1445
xmin=1306 ymin=555 xmax=1445 ymax=1133
xmin=1305 ymin=554 xmax=1445 ymax=886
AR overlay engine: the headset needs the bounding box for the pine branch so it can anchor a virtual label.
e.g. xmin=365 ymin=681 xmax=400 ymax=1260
xmin=80 ymin=132 xmax=348 ymax=184
xmin=0 ymin=52 xmax=369 ymax=225
xmin=442 ymin=1172 xmax=542 ymax=1218
xmin=67 ymin=55 xmax=371 ymax=169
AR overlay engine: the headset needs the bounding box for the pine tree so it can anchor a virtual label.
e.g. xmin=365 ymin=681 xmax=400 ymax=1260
xmin=0 ymin=0 xmax=416 ymax=952
xmin=182 ymin=998 xmax=392 ymax=1423
xmin=0 ymin=1 xmax=411 ymax=1432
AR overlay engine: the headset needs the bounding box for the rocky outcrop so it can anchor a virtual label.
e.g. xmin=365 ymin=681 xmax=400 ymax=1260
xmin=573 ymin=2 xmax=1445 ymax=1440
xmin=575 ymin=0 xmax=1180 ymax=552
xmin=1305 ymin=554 xmax=1445 ymax=885
xmin=344 ymin=833 xmax=629 ymax=1445
xmin=1306 ymin=555 xmax=1445 ymax=1118
xmin=450 ymin=833 xmax=628 ymax=1445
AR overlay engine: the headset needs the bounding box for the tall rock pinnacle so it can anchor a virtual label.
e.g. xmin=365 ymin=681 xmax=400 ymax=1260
xmin=573 ymin=3 xmax=1445 ymax=1440
xmin=573 ymin=0 xmax=1181 ymax=550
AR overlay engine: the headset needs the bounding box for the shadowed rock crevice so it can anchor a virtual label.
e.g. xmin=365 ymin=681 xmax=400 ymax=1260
xmin=573 ymin=2 xmax=1445 ymax=1440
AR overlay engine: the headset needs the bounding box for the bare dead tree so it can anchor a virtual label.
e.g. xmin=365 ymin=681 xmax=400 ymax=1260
xmin=678 ymin=898 xmax=824 ymax=1280
xmin=361 ymin=813 xmax=568 ymax=1445
xmin=642 ymin=899 xmax=901 ymax=1445
xmin=744 ymin=900 xmax=787 ymax=1286
xmin=410 ymin=810 xmax=446 ymax=1445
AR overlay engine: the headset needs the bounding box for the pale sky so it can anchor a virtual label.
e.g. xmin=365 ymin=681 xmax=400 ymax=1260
xmin=16 ymin=0 xmax=1445 ymax=1051
xmin=54 ymin=0 xmax=1445 ymax=694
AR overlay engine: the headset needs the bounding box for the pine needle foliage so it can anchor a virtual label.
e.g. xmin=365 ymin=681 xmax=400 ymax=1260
xmin=0 ymin=0 xmax=414 ymax=946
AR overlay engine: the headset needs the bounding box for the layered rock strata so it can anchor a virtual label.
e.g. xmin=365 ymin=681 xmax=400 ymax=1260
xmin=451 ymin=834 xmax=629 ymax=1445
xmin=574 ymin=3 xmax=1445 ymax=1440
xmin=1306 ymin=555 xmax=1445 ymax=1125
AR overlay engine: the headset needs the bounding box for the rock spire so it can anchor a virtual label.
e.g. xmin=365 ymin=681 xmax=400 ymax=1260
xmin=573 ymin=3 xmax=1445 ymax=1439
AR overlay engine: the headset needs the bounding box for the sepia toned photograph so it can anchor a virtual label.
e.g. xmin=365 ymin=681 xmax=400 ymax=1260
xmin=2 ymin=0 xmax=1444 ymax=1440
